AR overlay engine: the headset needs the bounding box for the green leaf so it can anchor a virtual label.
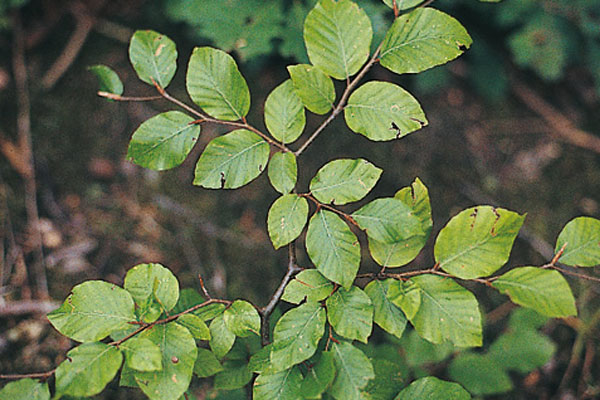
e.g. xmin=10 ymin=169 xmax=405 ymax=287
xmin=268 ymin=152 xmax=297 ymax=195
xmin=379 ymin=8 xmax=472 ymax=75
xmin=301 ymin=352 xmax=336 ymax=399
xmin=186 ymin=46 xmax=250 ymax=121
xmin=210 ymin=314 xmax=236 ymax=358
xmin=448 ymin=353 xmax=512 ymax=396
xmin=304 ymin=0 xmax=372 ymax=80
xmin=352 ymin=198 xmax=424 ymax=243
xmin=434 ymin=206 xmax=525 ymax=279
xmin=0 ymin=379 xmax=49 ymax=400
xmin=488 ymin=328 xmax=555 ymax=374
xmin=55 ymin=342 xmax=123 ymax=398
xmin=305 ymin=210 xmax=361 ymax=289
xmin=287 ymin=64 xmax=335 ymax=115
xmin=126 ymin=111 xmax=200 ymax=171
xmin=326 ymin=286 xmax=373 ymax=343
xmin=249 ymin=344 xmax=274 ymax=374
xmin=555 ymin=216 xmax=600 ymax=267
xmin=369 ymin=178 xmax=432 ymax=267
xmin=48 ymin=280 xmax=135 ymax=342
xmin=176 ymin=313 xmax=211 ymax=339
xmin=394 ymin=376 xmax=471 ymax=400
xmin=214 ymin=361 xmax=253 ymax=390
xmin=193 ymin=129 xmax=269 ymax=189
xmin=129 ymin=30 xmax=177 ymax=88
xmin=267 ymin=194 xmax=309 ymax=249
xmin=328 ymin=341 xmax=374 ymax=400
xmin=409 ymin=274 xmax=482 ymax=347
xmin=124 ymin=263 xmax=180 ymax=315
xmin=364 ymin=359 xmax=406 ymax=400
xmin=281 ymin=269 xmax=334 ymax=304
xmin=172 ymin=289 xmax=226 ymax=320
xmin=254 ymin=367 xmax=303 ymax=400
xmin=387 ymin=280 xmax=421 ymax=320
xmin=223 ymin=300 xmax=260 ymax=337
xmin=508 ymin=307 xmax=548 ymax=331
xmin=364 ymin=279 xmax=407 ymax=339
xmin=194 ymin=348 xmax=224 ymax=377
xmin=310 ymin=158 xmax=382 ymax=206
xmin=345 ymin=81 xmax=427 ymax=141
xmin=264 ymin=80 xmax=306 ymax=144
xmin=382 ymin=0 xmax=421 ymax=10
xmin=399 ymin=329 xmax=454 ymax=368
xmin=134 ymin=323 xmax=197 ymax=400
xmin=121 ymin=337 xmax=162 ymax=372
xmin=88 ymin=65 xmax=123 ymax=95
xmin=492 ymin=267 xmax=576 ymax=317
xmin=270 ymin=302 xmax=326 ymax=371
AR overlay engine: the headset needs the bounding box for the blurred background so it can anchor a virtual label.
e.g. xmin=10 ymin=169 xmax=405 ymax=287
xmin=0 ymin=0 xmax=599 ymax=398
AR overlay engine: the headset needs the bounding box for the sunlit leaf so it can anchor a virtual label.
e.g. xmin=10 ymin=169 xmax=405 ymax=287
xmin=268 ymin=151 xmax=298 ymax=195
xmin=121 ymin=337 xmax=162 ymax=372
xmin=129 ymin=30 xmax=177 ymax=87
xmin=176 ymin=313 xmax=211 ymax=339
xmin=281 ymin=269 xmax=334 ymax=304
xmin=124 ymin=263 xmax=180 ymax=315
xmin=265 ymin=80 xmax=306 ymax=144
xmin=555 ymin=216 xmax=600 ymax=267
xmin=387 ymin=280 xmax=421 ymax=321
xmin=365 ymin=279 xmax=407 ymax=339
xmin=326 ymin=286 xmax=373 ymax=343
xmin=352 ymin=198 xmax=424 ymax=243
xmin=223 ymin=300 xmax=260 ymax=337
xmin=267 ymin=194 xmax=309 ymax=249
xmin=288 ymin=64 xmax=335 ymax=114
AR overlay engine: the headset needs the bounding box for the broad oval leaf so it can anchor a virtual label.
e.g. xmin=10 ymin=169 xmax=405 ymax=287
xmin=121 ymin=337 xmax=162 ymax=372
xmin=310 ymin=158 xmax=382 ymax=205
xmin=55 ymin=342 xmax=123 ymax=398
xmin=555 ymin=216 xmax=600 ymax=267
xmin=0 ymin=379 xmax=49 ymax=400
xmin=209 ymin=314 xmax=236 ymax=358
xmin=223 ymin=300 xmax=260 ymax=337
xmin=288 ymin=64 xmax=335 ymax=115
xmin=387 ymin=279 xmax=421 ymax=320
xmin=301 ymin=352 xmax=336 ymax=398
xmin=176 ymin=313 xmax=211 ymax=339
xmin=326 ymin=286 xmax=373 ymax=343
xmin=48 ymin=280 xmax=135 ymax=343
xmin=304 ymin=0 xmax=372 ymax=80
xmin=124 ymin=263 xmax=180 ymax=314
xmin=129 ymin=30 xmax=177 ymax=88
xmin=134 ymin=323 xmax=197 ymax=400
xmin=409 ymin=274 xmax=482 ymax=347
xmin=186 ymin=47 xmax=250 ymax=121
xmin=380 ymin=8 xmax=472 ymax=75
xmin=126 ymin=111 xmax=200 ymax=171
xmin=305 ymin=210 xmax=361 ymax=289
xmin=194 ymin=129 xmax=269 ymax=189
xmin=394 ymin=376 xmax=471 ymax=400
xmin=270 ymin=302 xmax=326 ymax=371
xmin=214 ymin=360 xmax=253 ymax=390
xmin=488 ymin=327 xmax=555 ymax=374
xmin=434 ymin=206 xmax=525 ymax=279
xmin=344 ymin=81 xmax=427 ymax=141
xmin=267 ymin=194 xmax=309 ymax=249
xmin=448 ymin=353 xmax=512 ymax=396
xmin=365 ymin=358 xmax=407 ymax=400
xmin=492 ymin=267 xmax=576 ymax=317
xmin=352 ymin=197 xmax=425 ymax=243
xmin=254 ymin=367 xmax=303 ymax=400
xmin=364 ymin=279 xmax=407 ymax=339
xmin=328 ymin=341 xmax=374 ymax=400
xmin=88 ymin=65 xmax=123 ymax=95
xmin=264 ymin=80 xmax=306 ymax=144
xmin=268 ymin=151 xmax=298 ymax=195
xmin=369 ymin=178 xmax=432 ymax=267
xmin=194 ymin=348 xmax=224 ymax=378
xmin=282 ymin=269 xmax=334 ymax=304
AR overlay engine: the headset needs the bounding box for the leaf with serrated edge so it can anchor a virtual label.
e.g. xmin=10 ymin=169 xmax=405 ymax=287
xmin=345 ymin=81 xmax=427 ymax=141
xmin=304 ymin=0 xmax=372 ymax=80
xmin=254 ymin=366 xmax=303 ymax=400
xmin=55 ymin=342 xmax=123 ymax=398
xmin=434 ymin=206 xmax=525 ymax=279
xmin=223 ymin=300 xmax=260 ymax=337
xmin=409 ymin=274 xmax=482 ymax=347
xmin=379 ymin=8 xmax=472 ymax=75
xmin=194 ymin=129 xmax=269 ymax=189
xmin=282 ymin=269 xmax=334 ymax=304
xmin=306 ymin=210 xmax=361 ymax=289
xmin=288 ymin=64 xmax=335 ymax=114
xmin=556 ymin=217 xmax=600 ymax=267
xmin=129 ymin=30 xmax=177 ymax=88
xmin=394 ymin=376 xmax=471 ymax=400
xmin=265 ymin=80 xmax=306 ymax=144
xmin=186 ymin=47 xmax=250 ymax=121
xmin=492 ymin=267 xmax=576 ymax=317
xmin=127 ymin=111 xmax=200 ymax=171
xmin=310 ymin=158 xmax=382 ymax=206
xmin=387 ymin=279 xmax=421 ymax=320
xmin=352 ymin=198 xmax=425 ymax=243
xmin=267 ymin=194 xmax=309 ymax=249
xmin=365 ymin=279 xmax=407 ymax=339
xmin=48 ymin=280 xmax=135 ymax=343
xmin=268 ymin=152 xmax=298 ymax=195
xmin=328 ymin=341 xmax=374 ymax=400
xmin=326 ymin=286 xmax=373 ymax=343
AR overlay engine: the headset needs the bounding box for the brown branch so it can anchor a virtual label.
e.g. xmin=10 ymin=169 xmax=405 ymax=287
xmin=294 ymin=42 xmax=384 ymax=157
xmin=546 ymin=264 xmax=600 ymax=283
xmin=301 ymin=194 xmax=359 ymax=227
xmin=0 ymin=369 xmax=55 ymax=381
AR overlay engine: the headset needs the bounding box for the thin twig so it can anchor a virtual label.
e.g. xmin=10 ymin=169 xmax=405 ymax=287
xmin=198 ymin=274 xmax=212 ymax=299
xmin=294 ymin=42 xmax=384 ymax=157
xmin=301 ymin=193 xmax=359 ymax=227
xmin=0 ymin=369 xmax=55 ymax=380
xmin=97 ymin=92 xmax=162 ymax=102
xmin=546 ymin=264 xmax=600 ymax=283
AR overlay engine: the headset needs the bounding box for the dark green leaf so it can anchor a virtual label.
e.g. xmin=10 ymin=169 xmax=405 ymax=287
xmin=364 ymin=359 xmax=406 ymax=400
xmin=448 ymin=353 xmax=512 ymax=396
xmin=214 ymin=361 xmax=253 ymax=390
xmin=364 ymin=279 xmax=407 ymax=339
xmin=394 ymin=376 xmax=471 ymax=400
xmin=223 ymin=300 xmax=260 ymax=337
xmin=121 ymin=337 xmax=162 ymax=372
xmin=287 ymin=64 xmax=335 ymax=114
xmin=193 ymin=129 xmax=269 ymax=189
xmin=328 ymin=341 xmax=374 ymax=400
xmin=210 ymin=314 xmax=236 ymax=358
xmin=352 ymin=198 xmax=424 ymax=243
xmin=399 ymin=329 xmax=454 ymax=368
xmin=281 ymin=269 xmax=334 ymax=304
xmin=129 ymin=30 xmax=177 ymax=87
xmin=301 ymin=352 xmax=336 ymax=399
xmin=268 ymin=151 xmax=297 ymax=195
xmin=326 ymin=286 xmax=373 ymax=343
xmin=248 ymin=344 xmax=274 ymax=374
xmin=194 ymin=348 xmax=224 ymax=378
xmin=254 ymin=367 xmax=303 ymax=400
xmin=264 ymin=80 xmax=305 ymax=144
xmin=88 ymin=65 xmax=123 ymax=95
xmin=0 ymin=379 xmax=49 ymax=400
xmin=488 ymin=328 xmax=555 ymax=374
xmin=555 ymin=216 xmax=600 ymax=267
xmin=267 ymin=194 xmax=309 ymax=249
